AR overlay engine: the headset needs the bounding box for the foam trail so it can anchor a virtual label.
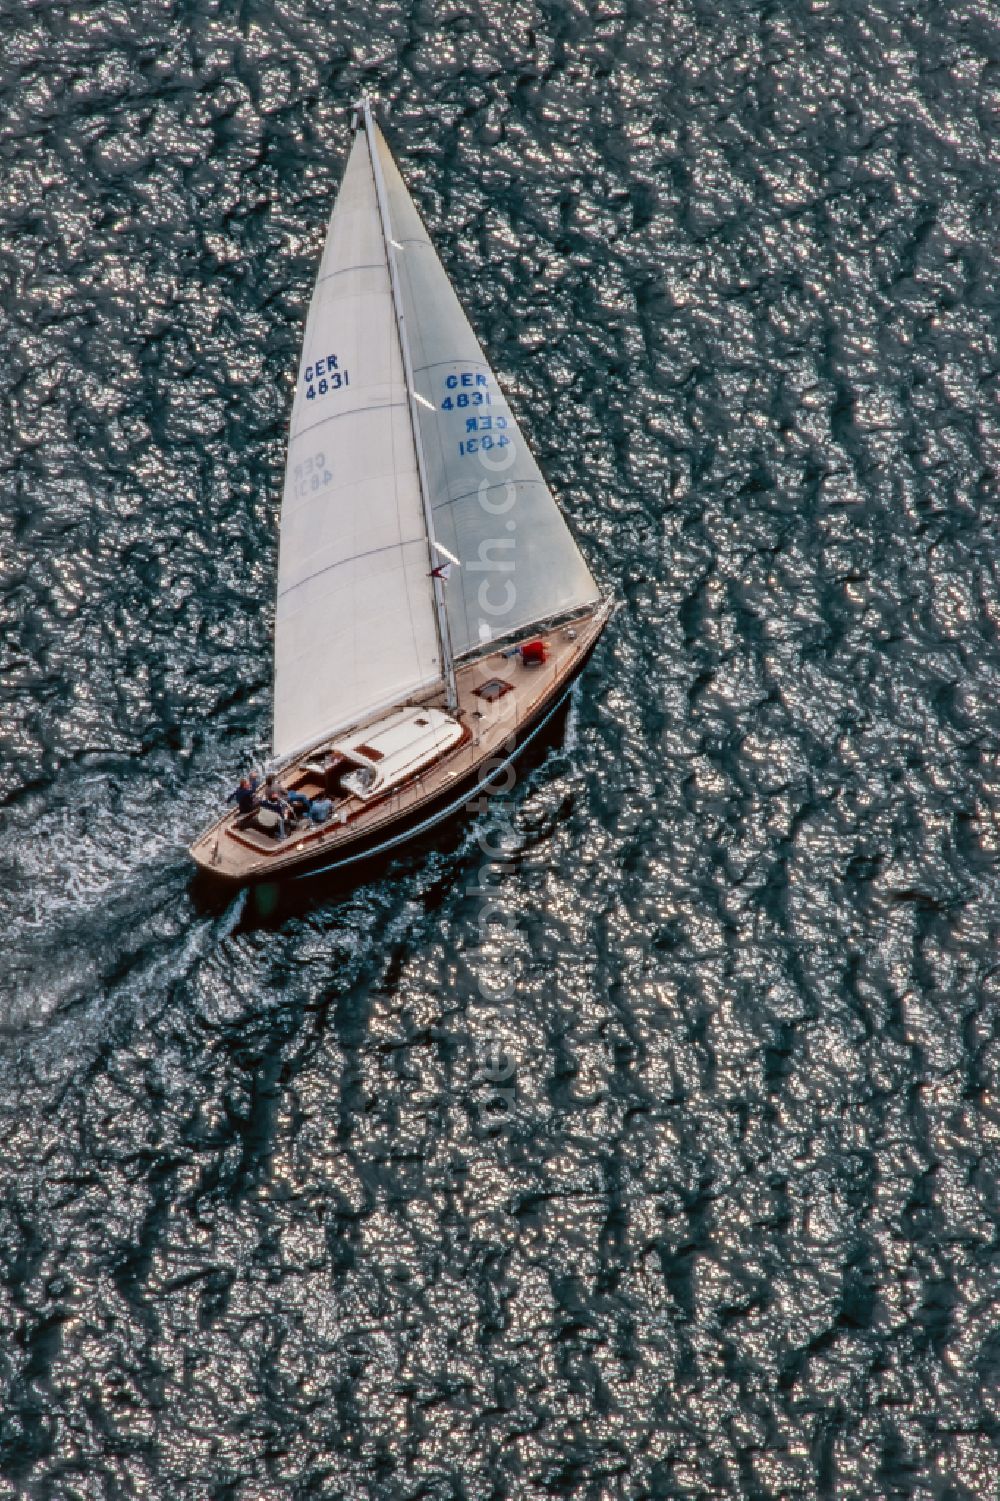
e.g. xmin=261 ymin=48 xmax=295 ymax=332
xmin=563 ymin=678 xmax=583 ymax=753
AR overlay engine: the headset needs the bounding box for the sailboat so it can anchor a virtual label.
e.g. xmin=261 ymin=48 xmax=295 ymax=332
xmin=189 ymin=99 xmax=611 ymax=885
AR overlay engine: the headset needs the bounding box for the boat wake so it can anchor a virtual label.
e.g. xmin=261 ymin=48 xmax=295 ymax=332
xmin=563 ymin=676 xmax=583 ymax=752
xmin=0 ymin=766 xmax=241 ymax=1029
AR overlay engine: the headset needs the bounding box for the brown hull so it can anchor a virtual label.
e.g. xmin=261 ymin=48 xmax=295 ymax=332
xmin=188 ymin=600 xmax=611 ymax=887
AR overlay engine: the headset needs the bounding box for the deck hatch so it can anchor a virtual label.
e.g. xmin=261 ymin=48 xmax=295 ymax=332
xmin=474 ymin=678 xmax=513 ymax=702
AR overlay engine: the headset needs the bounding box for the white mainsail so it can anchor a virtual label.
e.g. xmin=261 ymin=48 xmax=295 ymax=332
xmin=272 ymin=129 xmax=441 ymax=761
xmin=371 ymin=124 xmax=602 ymax=659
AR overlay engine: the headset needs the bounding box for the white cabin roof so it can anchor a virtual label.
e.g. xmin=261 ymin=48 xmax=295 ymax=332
xmin=332 ymin=706 xmax=463 ymax=799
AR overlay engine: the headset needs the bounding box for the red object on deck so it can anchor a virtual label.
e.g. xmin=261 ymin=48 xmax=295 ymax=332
xmin=520 ymin=638 xmax=548 ymax=666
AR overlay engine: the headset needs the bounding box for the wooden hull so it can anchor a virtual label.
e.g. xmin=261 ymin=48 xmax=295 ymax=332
xmin=188 ymin=601 xmax=610 ymax=888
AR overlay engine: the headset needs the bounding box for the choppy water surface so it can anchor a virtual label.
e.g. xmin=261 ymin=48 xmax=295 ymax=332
xmin=2 ymin=1 xmax=1000 ymax=1496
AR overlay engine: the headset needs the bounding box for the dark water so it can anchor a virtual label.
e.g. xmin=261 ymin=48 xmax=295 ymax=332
xmin=2 ymin=1 xmax=1000 ymax=1495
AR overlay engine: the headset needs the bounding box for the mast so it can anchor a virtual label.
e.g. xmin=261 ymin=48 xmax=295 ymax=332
xmin=359 ymin=97 xmax=459 ymax=716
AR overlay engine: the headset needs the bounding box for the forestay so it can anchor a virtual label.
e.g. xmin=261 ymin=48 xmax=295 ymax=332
xmin=371 ymin=125 xmax=601 ymax=659
xmin=273 ymin=131 xmax=441 ymax=761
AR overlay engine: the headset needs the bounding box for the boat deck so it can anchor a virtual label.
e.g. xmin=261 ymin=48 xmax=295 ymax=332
xmin=189 ymin=601 xmax=610 ymax=883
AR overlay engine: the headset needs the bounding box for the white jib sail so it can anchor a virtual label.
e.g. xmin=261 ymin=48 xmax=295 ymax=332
xmin=371 ymin=125 xmax=602 ymax=659
xmin=272 ymin=130 xmax=442 ymax=762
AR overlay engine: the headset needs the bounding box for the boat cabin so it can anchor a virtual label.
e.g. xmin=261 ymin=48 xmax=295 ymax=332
xmin=225 ymin=705 xmax=466 ymax=854
xmin=332 ymin=706 xmax=464 ymax=801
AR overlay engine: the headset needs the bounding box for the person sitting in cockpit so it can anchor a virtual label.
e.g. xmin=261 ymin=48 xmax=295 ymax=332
xmin=259 ymin=775 xmax=292 ymax=839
